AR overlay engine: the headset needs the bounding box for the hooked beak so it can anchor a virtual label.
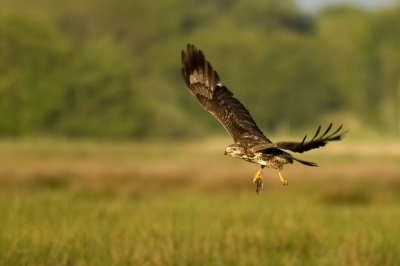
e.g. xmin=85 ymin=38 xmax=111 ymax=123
xmin=224 ymin=147 xmax=232 ymax=155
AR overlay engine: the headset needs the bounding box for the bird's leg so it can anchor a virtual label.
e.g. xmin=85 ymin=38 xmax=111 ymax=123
xmin=252 ymin=166 xmax=265 ymax=183
xmin=278 ymin=170 xmax=288 ymax=186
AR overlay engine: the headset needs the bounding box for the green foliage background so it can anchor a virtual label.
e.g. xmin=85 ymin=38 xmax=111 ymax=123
xmin=1 ymin=0 xmax=400 ymax=139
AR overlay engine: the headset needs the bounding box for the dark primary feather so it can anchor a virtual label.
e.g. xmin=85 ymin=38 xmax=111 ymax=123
xmin=181 ymin=44 xmax=270 ymax=144
xmin=251 ymin=124 xmax=348 ymax=153
xmin=181 ymin=45 xmax=220 ymax=98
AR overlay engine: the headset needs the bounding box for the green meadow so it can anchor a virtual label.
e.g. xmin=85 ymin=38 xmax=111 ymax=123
xmin=1 ymin=139 xmax=400 ymax=265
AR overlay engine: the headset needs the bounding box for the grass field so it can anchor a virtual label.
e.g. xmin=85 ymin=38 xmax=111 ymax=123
xmin=1 ymin=138 xmax=400 ymax=265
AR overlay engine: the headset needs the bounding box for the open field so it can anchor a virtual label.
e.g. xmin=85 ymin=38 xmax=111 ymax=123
xmin=1 ymin=138 xmax=400 ymax=265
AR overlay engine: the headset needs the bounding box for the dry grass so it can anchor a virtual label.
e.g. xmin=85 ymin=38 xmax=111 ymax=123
xmin=0 ymin=138 xmax=400 ymax=265
xmin=1 ymin=137 xmax=399 ymax=182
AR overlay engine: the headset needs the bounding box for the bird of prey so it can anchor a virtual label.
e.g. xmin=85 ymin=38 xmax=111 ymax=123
xmin=181 ymin=44 xmax=347 ymax=194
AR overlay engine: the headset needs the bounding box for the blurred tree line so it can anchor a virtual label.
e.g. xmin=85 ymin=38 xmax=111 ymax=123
xmin=0 ymin=0 xmax=399 ymax=139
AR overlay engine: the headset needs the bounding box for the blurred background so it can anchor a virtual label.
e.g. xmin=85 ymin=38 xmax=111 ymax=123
xmin=1 ymin=0 xmax=400 ymax=265
xmin=0 ymin=0 xmax=400 ymax=139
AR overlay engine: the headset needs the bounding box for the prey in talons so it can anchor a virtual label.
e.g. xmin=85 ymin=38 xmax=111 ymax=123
xmin=252 ymin=166 xmax=288 ymax=195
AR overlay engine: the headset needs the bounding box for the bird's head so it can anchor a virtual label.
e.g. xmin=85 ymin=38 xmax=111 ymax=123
xmin=224 ymin=144 xmax=245 ymax=158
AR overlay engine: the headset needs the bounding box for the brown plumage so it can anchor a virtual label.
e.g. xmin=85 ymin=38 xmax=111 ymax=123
xmin=181 ymin=43 xmax=347 ymax=194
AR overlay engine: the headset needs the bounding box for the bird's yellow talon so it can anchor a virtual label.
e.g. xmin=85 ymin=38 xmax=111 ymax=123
xmin=278 ymin=171 xmax=288 ymax=186
xmin=252 ymin=175 xmax=262 ymax=183
xmin=252 ymin=168 xmax=263 ymax=183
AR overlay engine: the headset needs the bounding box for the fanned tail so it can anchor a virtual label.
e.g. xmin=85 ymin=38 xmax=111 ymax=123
xmin=293 ymin=157 xmax=318 ymax=167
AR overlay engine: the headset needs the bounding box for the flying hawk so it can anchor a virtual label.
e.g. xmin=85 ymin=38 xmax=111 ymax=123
xmin=181 ymin=44 xmax=347 ymax=194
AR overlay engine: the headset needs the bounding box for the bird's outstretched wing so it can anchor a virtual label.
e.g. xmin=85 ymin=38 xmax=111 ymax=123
xmin=181 ymin=43 xmax=270 ymax=144
xmin=251 ymin=123 xmax=347 ymax=153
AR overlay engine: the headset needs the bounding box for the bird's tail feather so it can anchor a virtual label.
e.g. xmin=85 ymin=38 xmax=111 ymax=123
xmin=293 ymin=157 xmax=318 ymax=167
